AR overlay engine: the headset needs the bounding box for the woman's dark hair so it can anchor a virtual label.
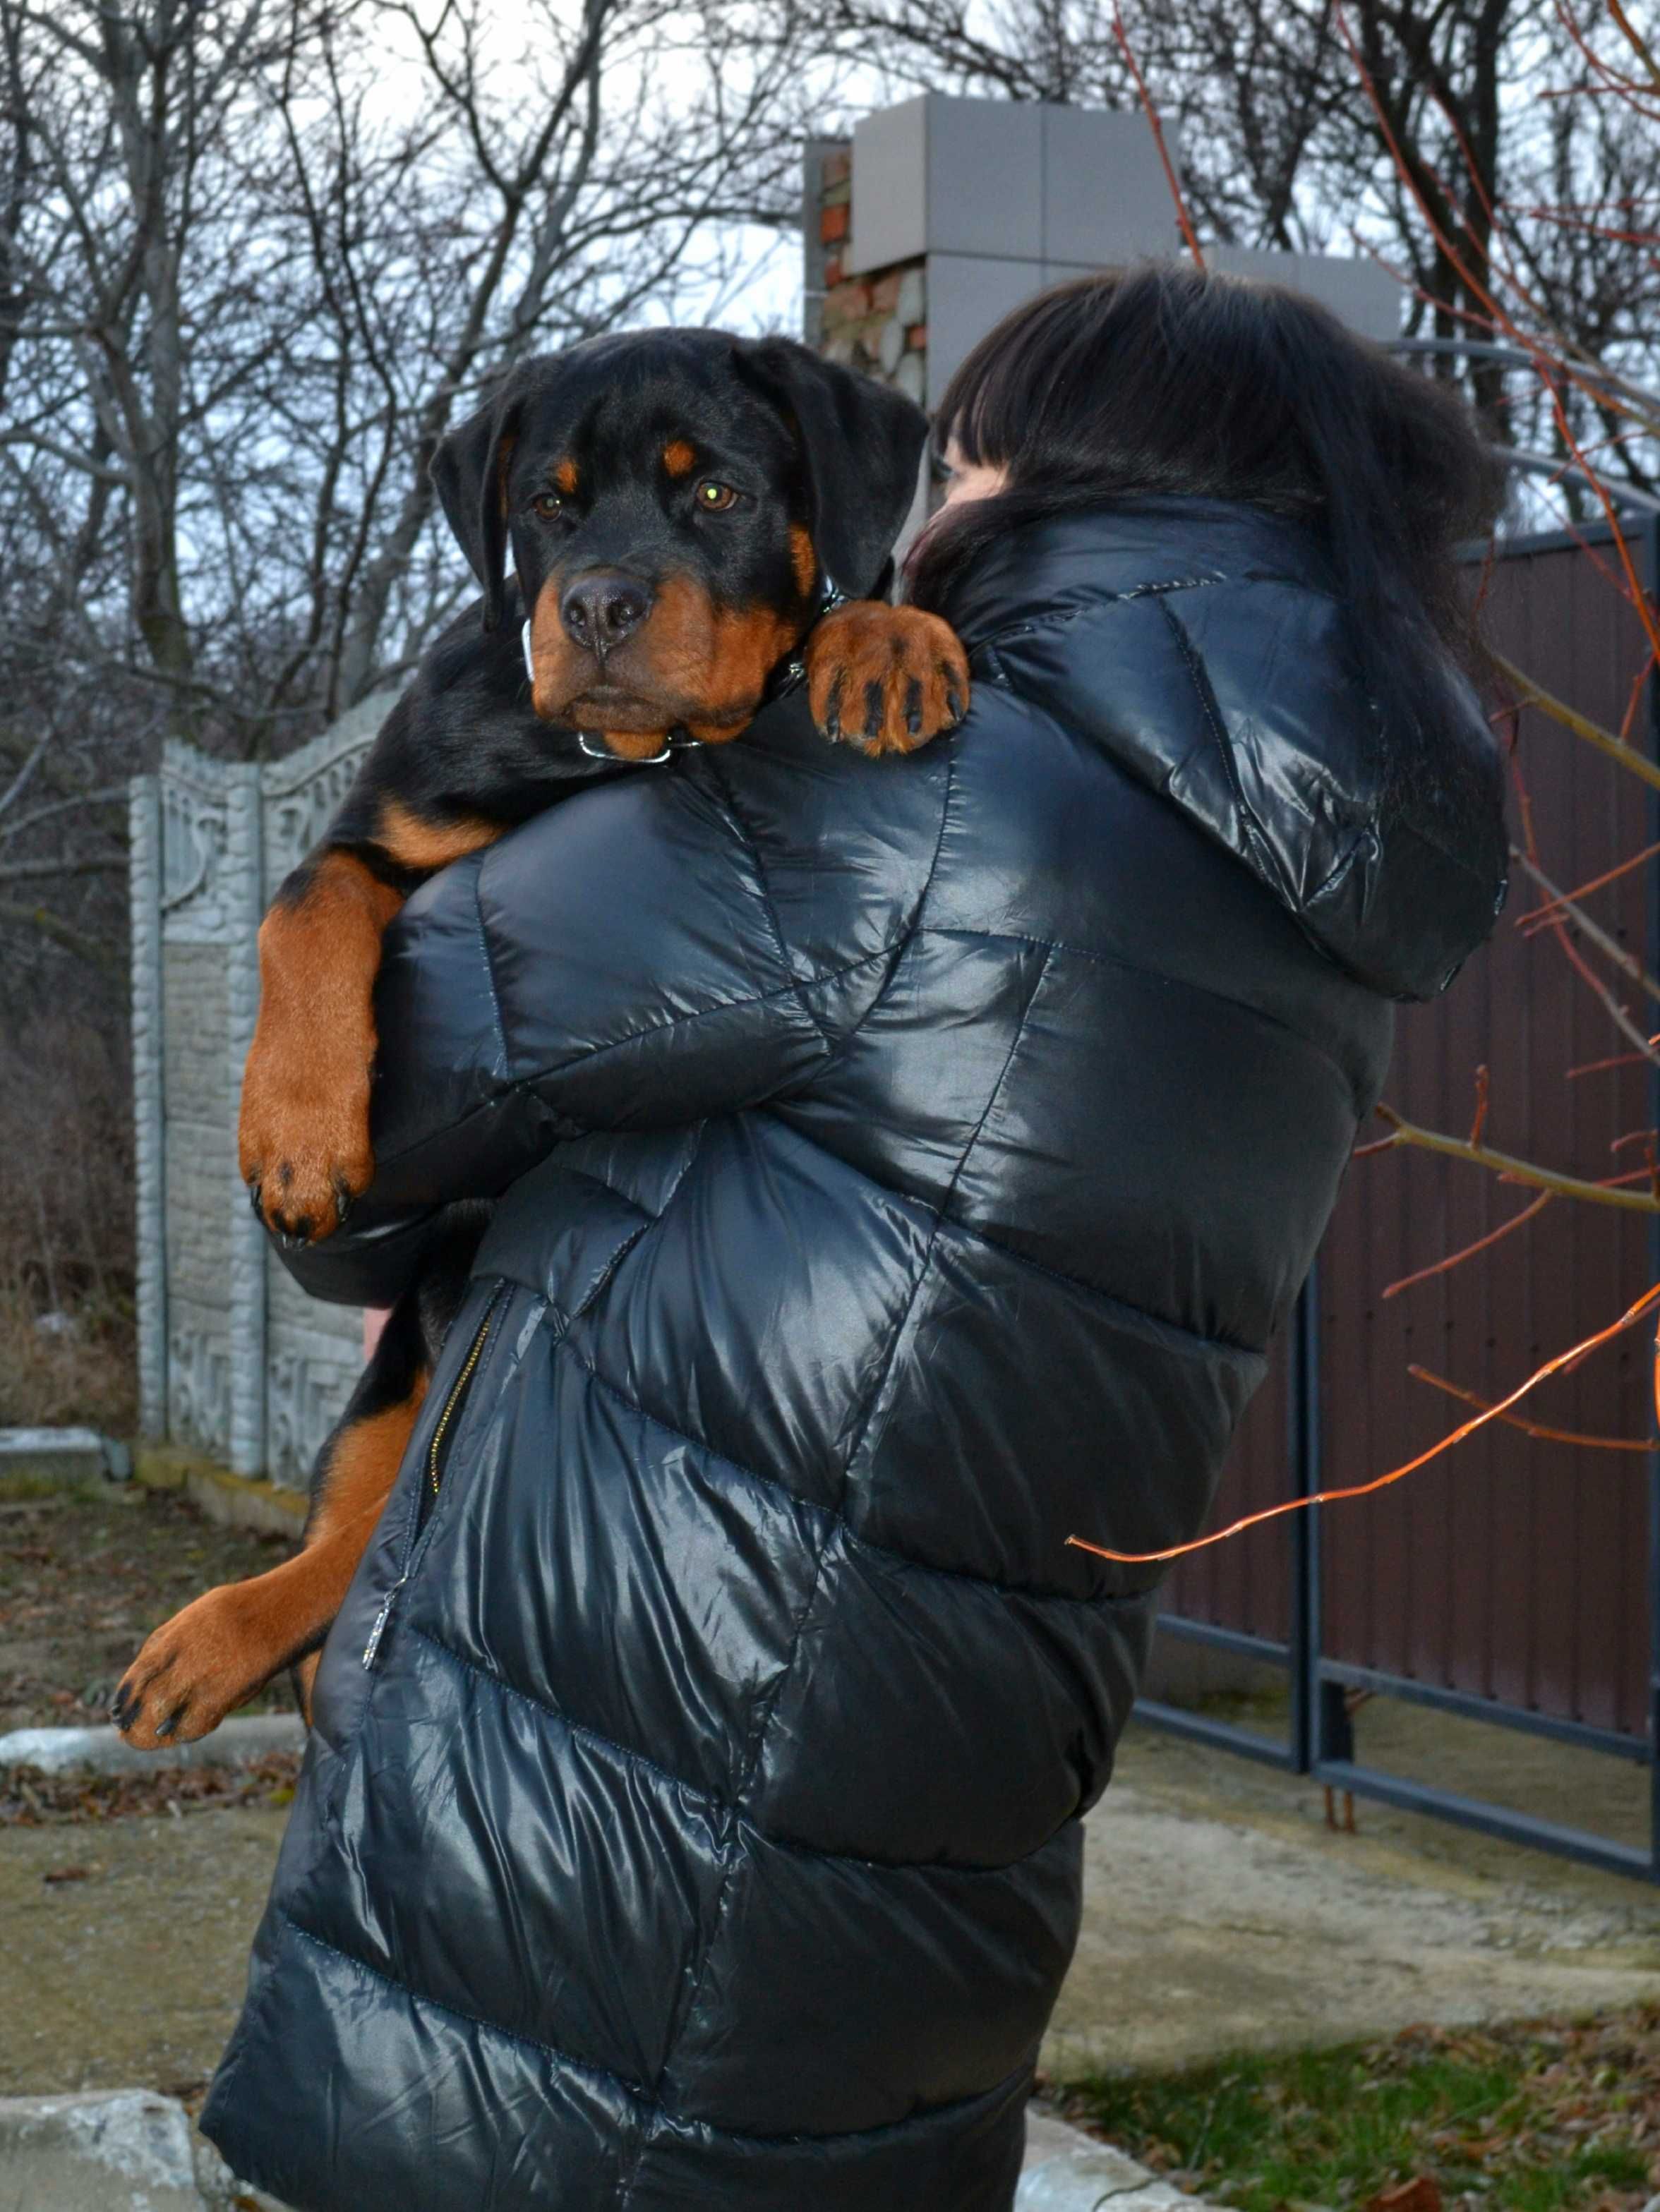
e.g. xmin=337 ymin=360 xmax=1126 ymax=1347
xmin=908 ymin=263 xmax=1508 ymax=739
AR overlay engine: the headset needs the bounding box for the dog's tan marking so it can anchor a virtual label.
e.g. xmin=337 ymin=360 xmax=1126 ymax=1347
xmin=788 ymin=523 xmax=817 ymax=599
xmin=662 ymin=439 xmax=697 ymax=478
xmin=375 ymin=799 xmax=500 ymax=874
xmin=525 ymin=575 xmax=970 ymax=763
xmin=239 ymin=810 xmax=502 ymax=1245
xmin=553 ymin=456 xmax=579 ymax=495
xmin=527 ymin=572 xmax=800 ymax=751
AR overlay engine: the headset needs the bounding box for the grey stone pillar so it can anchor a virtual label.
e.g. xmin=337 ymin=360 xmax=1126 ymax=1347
xmin=808 ymin=95 xmax=1402 ymax=402
xmin=128 ymin=691 xmax=394 ymax=1480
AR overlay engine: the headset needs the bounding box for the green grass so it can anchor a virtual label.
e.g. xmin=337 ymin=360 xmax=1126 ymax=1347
xmin=1054 ymin=2012 xmax=1660 ymax=2209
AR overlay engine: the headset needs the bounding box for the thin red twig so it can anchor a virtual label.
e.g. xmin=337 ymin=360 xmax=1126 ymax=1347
xmin=1519 ymin=835 xmax=1660 ymax=935
xmin=1467 ymin=1063 xmax=1491 ymax=1147
xmin=1409 ymin=1363 xmax=1654 ymax=1451
xmin=1110 ymin=6 xmax=1204 ymax=270
xmin=1065 ymin=1286 xmax=1660 ymax=1565
xmin=1381 ymin=1192 xmax=1552 ymax=1300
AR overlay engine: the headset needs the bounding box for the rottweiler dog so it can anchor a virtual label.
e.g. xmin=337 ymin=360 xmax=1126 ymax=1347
xmin=112 ymin=330 xmax=968 ymax=1750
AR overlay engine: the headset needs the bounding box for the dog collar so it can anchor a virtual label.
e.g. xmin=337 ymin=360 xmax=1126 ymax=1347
xmin=526 ymin=574 xmax=850 ymax=770
xmin=769 ymin=574 xmax=850 ymax=703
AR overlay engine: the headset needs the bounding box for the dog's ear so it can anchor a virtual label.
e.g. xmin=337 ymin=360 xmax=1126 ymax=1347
xmin=740 ymin=339 xmax=927 ymax=600
xmin=430 ymin=380 xmax=526 ymax=633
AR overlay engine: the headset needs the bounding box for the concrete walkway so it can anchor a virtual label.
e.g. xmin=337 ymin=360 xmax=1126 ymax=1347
xmin=11 ymin=1721 xmax=1660 ymax=2094
xmin=0 ymin=2093 xmax=1202 ymax=2210
xmin=1046 ymin=1722 xmax=1660 ymax=2079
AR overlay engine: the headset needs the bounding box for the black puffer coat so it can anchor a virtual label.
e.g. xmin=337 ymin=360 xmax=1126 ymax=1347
xmin=203 ymin=503 xmax=1505 ymax=2211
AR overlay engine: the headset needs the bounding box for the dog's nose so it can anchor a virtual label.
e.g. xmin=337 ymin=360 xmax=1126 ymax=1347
xmin=561 ymin=572 xmax=651 ymax=653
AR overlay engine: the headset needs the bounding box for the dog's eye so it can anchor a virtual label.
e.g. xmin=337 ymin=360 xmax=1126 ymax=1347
xmin=529 ymin=492 xmax=565 ymax=521
xmin=694 ymin=480 xmax=739 ymax=513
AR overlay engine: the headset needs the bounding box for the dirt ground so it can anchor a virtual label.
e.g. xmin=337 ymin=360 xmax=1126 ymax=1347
xmin=0 ymin=1484 xmax=294 ymax=1734
xmin=6 ymin=1715 xmax=1660 ymax=2105
xmin=0 ymin=1801 xmax=291 ymax=2099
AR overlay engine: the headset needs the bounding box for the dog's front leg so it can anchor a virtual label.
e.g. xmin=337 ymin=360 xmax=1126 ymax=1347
xmin=239 ymin=848 xmax=408 ymax=1246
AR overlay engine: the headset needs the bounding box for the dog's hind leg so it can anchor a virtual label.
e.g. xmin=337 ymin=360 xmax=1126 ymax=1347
xmin=113 ymin=1207 xmax=489 ymax=1750
xmin=112 ymin=1304 xmax=429 ymax=1750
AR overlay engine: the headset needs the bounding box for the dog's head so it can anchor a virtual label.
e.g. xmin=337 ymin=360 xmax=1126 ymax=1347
xmin=431 ymin=330 xmax=927 ymax=761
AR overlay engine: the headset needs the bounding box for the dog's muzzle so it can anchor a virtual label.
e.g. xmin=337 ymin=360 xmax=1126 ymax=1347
xmin=522 ymin=618 xmax=674 ymax=767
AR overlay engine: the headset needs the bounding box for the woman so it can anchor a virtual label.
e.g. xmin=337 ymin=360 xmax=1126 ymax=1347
xmin=204 ymin=267 xmax=1506 ymax=2211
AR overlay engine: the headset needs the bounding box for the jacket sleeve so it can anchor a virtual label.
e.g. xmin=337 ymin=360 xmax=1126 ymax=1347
xmin=277 ymin=739 xmax=932 ymax=1307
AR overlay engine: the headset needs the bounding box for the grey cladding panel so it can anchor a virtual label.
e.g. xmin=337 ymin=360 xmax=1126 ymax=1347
xmin=1041 ymin=106 xmax=1181 ymax=266
xmin=925 ymin=255 xmax=1052 ymax=406
xmin=848 ymin=96 xmax=927 ymax=275
xmin=1204 ymin=244 xmax=1401 ymax=342
xmin=926 ymin=97 xmax=1044 ymax=262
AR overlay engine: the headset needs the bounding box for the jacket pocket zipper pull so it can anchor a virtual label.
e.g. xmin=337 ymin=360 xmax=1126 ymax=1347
xmin=362 ymin=1572 xmax=409 ymax=1671
xmin=360 ymin=1288 xmax=505 ymax=1676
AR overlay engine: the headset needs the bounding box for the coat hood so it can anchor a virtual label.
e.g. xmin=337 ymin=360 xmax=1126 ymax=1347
xmin=942 ymin=501 xmax=1508 ymax=1001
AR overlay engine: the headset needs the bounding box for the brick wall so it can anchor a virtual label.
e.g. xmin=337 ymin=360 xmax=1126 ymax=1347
xmin=812 ymin=144 xmax=927 ymax=405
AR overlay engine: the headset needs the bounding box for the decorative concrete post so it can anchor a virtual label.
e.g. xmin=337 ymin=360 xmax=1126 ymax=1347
xmin=224 ymin=765 xmax=267 ymax=1475
xmin=128 ymin=775 xmax=167 ymax=1443
xmin=128 ymin=688 xmax=393 ymax=1482
xmin=153 ymin=742 xmax=240 ymax=1464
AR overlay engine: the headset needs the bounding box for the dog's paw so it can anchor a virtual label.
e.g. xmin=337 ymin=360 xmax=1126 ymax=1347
xmin=805 ymin=604 xmax=970 ymax=757
xmin=112 ymin=1587 xmax=276 ymax=1750
xmin=239 ymin=1047 xmax=373 ymax=1248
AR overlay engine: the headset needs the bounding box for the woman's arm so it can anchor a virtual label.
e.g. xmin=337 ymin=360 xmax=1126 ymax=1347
xmin=277 ymin=723 xmax=945 ymax=1307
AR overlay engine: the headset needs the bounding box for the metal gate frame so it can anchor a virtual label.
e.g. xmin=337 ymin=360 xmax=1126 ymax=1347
xmin=1136 ymin=510 xmax=1660 ymax=1883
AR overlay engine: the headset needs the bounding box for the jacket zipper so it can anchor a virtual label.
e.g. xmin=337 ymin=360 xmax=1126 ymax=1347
xmin=362 ymin=1285 xmax=506 ymax=1672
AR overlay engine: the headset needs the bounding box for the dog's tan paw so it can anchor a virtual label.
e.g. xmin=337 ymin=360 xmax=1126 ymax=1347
xmin=112 ymin=1586 xmax=282 ymax=1750
xmin=805 ymin=605 xmax=970 ymax=757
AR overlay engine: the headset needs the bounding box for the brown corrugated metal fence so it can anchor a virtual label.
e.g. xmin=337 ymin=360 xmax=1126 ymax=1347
xmin=1151 ymin=516 xmax=1660 ymax=1870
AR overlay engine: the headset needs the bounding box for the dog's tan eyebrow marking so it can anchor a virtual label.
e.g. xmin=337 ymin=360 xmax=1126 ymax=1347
xmin=662 ymin=439 xmax=697 ymax=478
xmin=553 ymin=457 xmax=579 ymax=495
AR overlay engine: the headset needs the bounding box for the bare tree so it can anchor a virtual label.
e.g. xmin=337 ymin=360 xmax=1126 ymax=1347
xmin=0 ymin=0 xmax=813 ymax=978
xmin=0 ymin=0 xmax=817 ymax=1402
xmin=802 ymin=0 xmax=1660 ymax=476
